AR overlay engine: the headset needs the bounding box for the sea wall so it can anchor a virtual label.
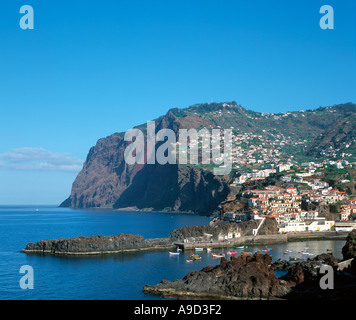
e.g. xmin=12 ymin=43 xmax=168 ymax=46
xmin=21 ymin=233 xmax=174 ymax=255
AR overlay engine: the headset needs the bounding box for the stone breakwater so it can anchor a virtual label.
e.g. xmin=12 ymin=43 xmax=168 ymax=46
xmin=21 ymin=219 xmax=278 ymax=255
xmin=21 ymin=219 xmax=348 ymax=256
xmin=21 ymin=234 xmax=174 ymax=255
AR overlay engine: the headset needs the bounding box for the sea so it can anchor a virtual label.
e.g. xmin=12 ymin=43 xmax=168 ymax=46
xmin=0 ymin=206 xmax=346 ymax=300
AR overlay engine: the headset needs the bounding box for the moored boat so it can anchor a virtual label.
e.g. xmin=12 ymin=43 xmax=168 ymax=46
xmin=195 ymin=247 xmax=203 ymax=251
xmin=190 ymin=254 xmax=199 ymax=258
xmin=169 ymin=251 xmax=180 ymax=255
xmin=193 ymin=256 xmax=202 ymax=260
xmin=186 ymin=259 xmax=193 ymax=263
xmin=212 ymin=253 xmax=225 ymax=258
xmin=227 ymin=251 xmax=237 ymax=255
xmin=241 ymin=251 xmax=252 ymax=255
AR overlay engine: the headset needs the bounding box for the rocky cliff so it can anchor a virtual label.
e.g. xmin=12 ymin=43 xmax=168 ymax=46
xmin=60 ymin=111 xmax=231 ymax=214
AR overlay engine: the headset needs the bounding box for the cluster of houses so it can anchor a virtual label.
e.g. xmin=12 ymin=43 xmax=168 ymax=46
xmin=235 ymin=168 xmax=276 ymax=184
xmin=340 ymin=199 xmax=356 ymax=221
xmin=224 ymin=184 xmax=355 ymax=234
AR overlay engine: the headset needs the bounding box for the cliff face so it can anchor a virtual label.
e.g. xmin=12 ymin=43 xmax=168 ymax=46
xmin=60 ymin=111 xmax=231 ymax=214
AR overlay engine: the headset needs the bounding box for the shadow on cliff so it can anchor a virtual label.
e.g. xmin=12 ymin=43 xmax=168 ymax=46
xmin=113 ymin=163 xmax=230 ymax=215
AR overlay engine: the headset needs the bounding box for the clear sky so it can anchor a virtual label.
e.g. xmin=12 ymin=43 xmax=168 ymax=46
xmin=0 ymin=0 xmax=355 ymax=204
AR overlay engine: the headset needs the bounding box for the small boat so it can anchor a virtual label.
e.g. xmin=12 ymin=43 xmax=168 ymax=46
xmin=227 ymin=251 xmax=237 ymax=255
xmin=283 ymin=251 xmax=289 ymax=254
xmin=207 ymin=248 xmax=212 ymax=252
xmin=195 ymin=247 xmax=204 ymax=251
xmin=186 ymin=259 xmax=193 ymax=263
xmin=169 ymin=251 xmax=180 ymax=255
xmin=234 ymin=246 xmax=245 ymax=249
xmin=261 ymin=250 xmax=270 ymax=253
xmin=327 ymin=248 xmax=333 ymax=252
xmin=212 ymin=253 xmax=225 ymax=258
xmin=193 ymin=256 xmax=202 ymax=260
xmin=190 ymin=254 xmax=199 ymax=258
xmin=265 ymin=248 xmax=272 ymax=251
xmin=241 ymin=251 xmax=252 ymax=255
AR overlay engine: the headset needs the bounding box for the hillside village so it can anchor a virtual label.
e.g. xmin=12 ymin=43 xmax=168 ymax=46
xmin=220 ymin=159 xmax=356 ymax=234
xmin=171 ymin=105 xmax=355 ymax=234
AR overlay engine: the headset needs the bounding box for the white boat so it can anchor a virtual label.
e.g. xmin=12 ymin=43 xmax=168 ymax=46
xmin=195 ymin=247 xmax=204 ymax=251
xmin=169 ymin=251 xmax=180 ymax=255
xmin=206 ymin=248 xmax=212 ymax=252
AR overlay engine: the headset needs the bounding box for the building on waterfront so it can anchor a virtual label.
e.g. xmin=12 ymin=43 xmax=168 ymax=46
xmin=278 ymin=217 xmax=334 ymax=233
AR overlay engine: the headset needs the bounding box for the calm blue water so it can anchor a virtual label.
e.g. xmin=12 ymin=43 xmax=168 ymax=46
xmin=0 ymin=206 xmax=345 ymax=300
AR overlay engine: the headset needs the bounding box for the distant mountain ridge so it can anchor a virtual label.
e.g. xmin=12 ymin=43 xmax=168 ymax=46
xmin=60 ymin=101 xmax=355 ymax=213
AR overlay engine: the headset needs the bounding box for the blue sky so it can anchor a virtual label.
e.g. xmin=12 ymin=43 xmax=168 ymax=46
xmin=0 ymin=0 xmax=355 ymax=204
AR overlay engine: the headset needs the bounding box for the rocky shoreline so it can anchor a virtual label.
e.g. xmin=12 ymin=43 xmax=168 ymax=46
xmin=143 ymin=230 xmax=356 ymax=300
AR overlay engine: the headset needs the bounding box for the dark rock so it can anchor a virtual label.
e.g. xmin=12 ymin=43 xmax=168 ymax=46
xmin=143 ymin=253 xmax=292 ymax=299
xmin=342 ymin=229 xmax=356 ymax=260
xmin=21 ymin=233 xmax=173 ymax=255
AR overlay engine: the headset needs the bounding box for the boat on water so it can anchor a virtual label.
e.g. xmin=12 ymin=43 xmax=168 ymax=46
xmin=169 ymin=251 xmax=180 ymax=255
xmin=241 ymin=251 xmax=252 ymax=255
xmin=212 ymin=253 xmax=225 ymax=258
xmin=234 ymin=246 xmax=246 ymax=249
xmin=327 ymin=248 xmax=333 ymax=252
xmin=227 ymin=251 xmax=237 ymax=255
xmin=195 ymin=247 xmax=203 ymax=251
xmin=265 ymin=248 xmax=272 ymax=251
xmin=190 ymin=254 xmax=199 ymax=258
xmin=207 ymin=248 xmax=212 ymax=252
xmin=186 ymin=259 xmax=193 ymax=263
xmin=193 ymin=256 xmax=202 ymax=260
